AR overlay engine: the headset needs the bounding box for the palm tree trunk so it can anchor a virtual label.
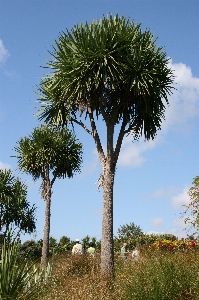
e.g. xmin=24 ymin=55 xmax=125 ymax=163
xmin=101 ymin=124 xmax=115 ymax=277
xmin=101 ymin=161 xmax=114 ymax=277
xmin=41 ymin=166 xmax=51 ymax=268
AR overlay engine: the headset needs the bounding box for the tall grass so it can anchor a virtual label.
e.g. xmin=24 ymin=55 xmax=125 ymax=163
xmin=39 ymin=248 xmax=199 ymax=300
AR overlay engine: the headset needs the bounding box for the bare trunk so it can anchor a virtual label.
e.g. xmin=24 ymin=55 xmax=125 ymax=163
xmin=101 ymin=124 xmax=115 ymax=277
xmin=101 ymin=161 xmax=114 ymax=277
xmin=41 ymin=166 xmax=51 ymax=268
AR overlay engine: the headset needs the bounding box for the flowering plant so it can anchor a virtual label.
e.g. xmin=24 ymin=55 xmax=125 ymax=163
xmin=153 ymin=238 xmax=197 ymax=251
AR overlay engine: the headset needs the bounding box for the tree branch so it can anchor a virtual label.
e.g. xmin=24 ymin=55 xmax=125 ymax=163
xmin=98 ymin=97 xmax=109 ymax=125
xmin=87 ymin=105 xmax=106 ymax=167
xmin=113 ymin=117 xmax=127 ymax=169
xmin=70 ymin=118 xmax=93 ymax=135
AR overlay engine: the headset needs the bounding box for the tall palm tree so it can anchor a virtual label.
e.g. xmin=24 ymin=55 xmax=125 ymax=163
xmin=15 ymin=125 xmax=82 ymax=267
xmin=36 ymin=14 xmax=174 ymax=276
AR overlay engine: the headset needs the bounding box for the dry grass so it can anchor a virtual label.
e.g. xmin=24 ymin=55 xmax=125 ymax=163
xmin=38 ymin=248 xmax=199 ymax=300
xmin=40 ymin=253 xmax=118 ymax=300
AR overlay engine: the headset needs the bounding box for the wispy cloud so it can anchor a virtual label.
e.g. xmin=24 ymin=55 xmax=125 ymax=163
xmin=0 ymin=40 xmax=10 ymax=63
xmin=151 ymin=186 xmax=180 ymax=199
xmin=92 ymin=207 xmax=102 ymax=216
xmin=0 ymin=161 xmax=11 ymax=170
xmin=151 ymin=217 xmax=165 ymax=228
xmin=173 ymin=217 xmax=186 ymax=229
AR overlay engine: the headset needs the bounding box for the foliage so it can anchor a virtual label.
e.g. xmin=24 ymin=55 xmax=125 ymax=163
xmin=81 ymin=235 xmax=101 ymax=252
xmin=19 ymin=240 xmax=42 ymax=261
xmin=0 ymin=231 xmax=54 ymax=299
xmin=0 ymin=169 xmax=36 ymax=236
xmin=116 ymin=222 xmax=143 ymax=241
xmin=53 ymin=236 xmax=72 ymax=255
xmin=114 ymin=232 xmax=177 ymax=252
xmin=181 ymin=176 xmax=199 ymax=234
xmin=135 ymin=233 xmax=176 ymax=245
xmin=49 ymin=236 xmax=57 ymax=248
xmin=0 ymin=239 xmax=39 ymax=299
xmin=37 ymin=14 xmax=174 ymax=139
xmin=116 ymin=249 xmax=199 ymax=300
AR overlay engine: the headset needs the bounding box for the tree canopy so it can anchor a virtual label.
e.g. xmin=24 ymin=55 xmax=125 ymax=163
xmin=15 ymin=125 xmax=83 ymax=185
xmin=38 ymin=14 xmax=174 ymax=142
xmin=116 ymin=222 xmax=143 ymax=241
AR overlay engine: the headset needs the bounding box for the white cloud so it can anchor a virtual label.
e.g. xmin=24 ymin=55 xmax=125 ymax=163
xmin=164 ymin=60 xmax=199 ymax=133
xmin=171 ymin=187 xmax=190 ymax=209
xmin=151 ymin=217 xmax=165 ymax=228
xmin=118 ymin=138 xmax=155 ymax=168
xmin=0 ymin=161 xmax=11 ymax=170
xmin=0 ymin=40 xmax=9 ymax=63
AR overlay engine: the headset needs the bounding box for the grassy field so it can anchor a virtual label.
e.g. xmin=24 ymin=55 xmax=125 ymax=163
xmin=38 ymin=247 xmax=199 ymax=300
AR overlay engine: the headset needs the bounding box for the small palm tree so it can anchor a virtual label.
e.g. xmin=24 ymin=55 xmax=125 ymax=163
xmin=15 ymin=125 xmax=83 ymax=267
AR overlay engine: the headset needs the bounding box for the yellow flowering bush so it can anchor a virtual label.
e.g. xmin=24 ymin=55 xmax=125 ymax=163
xmin=153 ymin=238 xmax=197 ymax=251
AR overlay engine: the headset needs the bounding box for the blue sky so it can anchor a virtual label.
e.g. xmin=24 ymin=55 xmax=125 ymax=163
xmin=0 ymin=0 xmax=199 ymax=243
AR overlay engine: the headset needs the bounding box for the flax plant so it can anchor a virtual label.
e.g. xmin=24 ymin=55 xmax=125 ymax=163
xmin=0 ymin=238 xmax=53 ymax=299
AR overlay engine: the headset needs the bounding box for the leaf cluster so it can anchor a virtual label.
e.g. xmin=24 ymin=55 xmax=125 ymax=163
xmin=0 ymin=239 xmax=39 ymax=299
xmin=116 ymin=221 xmax=143 ymax=241
xmin=15 ymin=125 xmax=83 ymax=183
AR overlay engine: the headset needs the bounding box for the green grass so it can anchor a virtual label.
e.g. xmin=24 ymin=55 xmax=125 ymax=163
xmin=37 ymin=247 xmax=199 ymax=300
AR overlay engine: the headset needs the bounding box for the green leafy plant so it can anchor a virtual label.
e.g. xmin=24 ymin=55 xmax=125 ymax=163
xmin=0 ymin=169 xmax=36 ymax=237
xmin=0 ymin=237 xmax=53 ymax=299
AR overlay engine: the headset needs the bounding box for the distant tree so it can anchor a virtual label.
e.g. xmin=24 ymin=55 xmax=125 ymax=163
xmin=0 ymin=169 xmax=36 ymax=237
xmin=15 ymin=125 xmax=83 ymax=267
xmin=19 ymin=240 xmax=42 ymax=260
xmin=182 ymin=176 xmax=199 ymax=235
xmin=59 ymin=235 xmax=70 ymax=246
xmin=116 ymin=222 xmax=143 ymax=241
xmin=58 ymin=235 xmax=71 ymax=251
xmin=49 ymin=236 xmax=57 ymax=248
xmin=82 ymin=235 xmax=90 ymax=249
xmin=37 ymin=15 xmax=174 ymax=276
